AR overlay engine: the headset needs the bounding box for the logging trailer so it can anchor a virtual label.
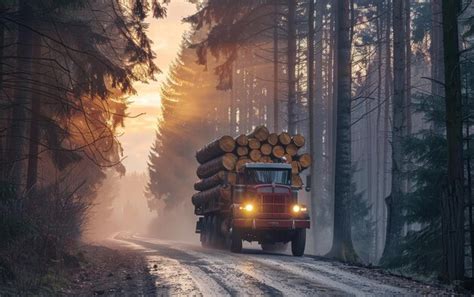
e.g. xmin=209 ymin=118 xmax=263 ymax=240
xmin=195 ymin=162 xmax=310 ymax=256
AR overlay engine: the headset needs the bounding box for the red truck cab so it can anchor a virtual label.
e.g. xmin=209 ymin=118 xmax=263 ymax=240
xmin=230 ymin=163 xmax=310 ymax=256
xmin=196 ymin=163 xmax=310 ymax=257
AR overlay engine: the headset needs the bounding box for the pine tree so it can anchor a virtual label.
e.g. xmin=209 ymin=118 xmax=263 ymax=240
xmin=146 ymin=39 xmax=225 ymax=211
xmin=326 ymin=0 xmax=359 ymax=263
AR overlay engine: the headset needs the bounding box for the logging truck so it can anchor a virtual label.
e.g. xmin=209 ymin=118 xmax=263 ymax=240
xmin=192 ymin=126 xmax=311 ymax=256
xmin=194 ymin=162 xmax=310 ymax=256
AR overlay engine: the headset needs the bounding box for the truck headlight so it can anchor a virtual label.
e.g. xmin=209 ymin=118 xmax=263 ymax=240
xmin=292 ymin=204 xmax=307 ymax=213
xmin=240 ymin=203 xmax=254 ymax=212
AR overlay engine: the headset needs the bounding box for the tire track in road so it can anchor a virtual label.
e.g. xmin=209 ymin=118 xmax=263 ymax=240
xmin=119 ymin=236 xmax=283 ymax=296
xmin=244 ymin=256 xmax=407 ymax=296
xmin=129 ymin=236 xmax=348 ymax=296
xmin=178 ymin=243 xmax=405 ymax=296
xmin=130 ymin=236 xmax=409 ymax=296
xmin=116 ymin=235 xmax=451 ymax=296
xmin=169 ymin=242 xmax=350 ymax=296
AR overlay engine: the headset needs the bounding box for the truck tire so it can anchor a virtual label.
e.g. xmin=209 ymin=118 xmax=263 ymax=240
xmin=212 ymin=216 xmax=227 ymax=249
xmin=291 ymin=228 xmax=306 ymax=257
xmin=230 ymin=229 xmax=242 ymax=253
xmin=261 ymin=243 xmax=288 ymax=253
xmin=201 ymin=216 xmax=211 ymax=248
xmin=210 ymin=215 xmax=219 ymax=248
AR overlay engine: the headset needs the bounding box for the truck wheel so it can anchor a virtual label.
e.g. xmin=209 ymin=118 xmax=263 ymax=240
xmin=230 ymin=229 xmax=242 ymax=253
xmin=291 ymin=228 xmax=306 ymax=257
xmin=212 ymin=216 xmax=226 ymax=249
xmin=201 ymin=216 xmax=210 ymax=248
xmin=210 ymin=215 xmax=219 ymax=248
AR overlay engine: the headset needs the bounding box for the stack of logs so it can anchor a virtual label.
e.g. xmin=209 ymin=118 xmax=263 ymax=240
xmin=191 ymin=126 xmax=312 ymax=209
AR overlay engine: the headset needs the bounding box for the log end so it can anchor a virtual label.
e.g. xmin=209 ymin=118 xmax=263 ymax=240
xmin=249 ymin=149 xmax=262 ymax=161
xmin=267 ymin=133 xmax=279 ymax=146
xmin=219 ymin=135 xmax=236 ymax=152
xmin=298 ymin=153 xmax=312 ymax=168
xmin=260 ymin=143 xmax=272 ymax=156
xmin=272 ymin=145 xmax=285 ymax=158
xmin=278 ymin=132 xmax=292 ymax=145
xmin=286 ymin=143 xmax=298 ymax=157
xmin=248 ymin=138 xmax=261 ymax=150
xmin=292 ymin=134 xmax=306 ymax=147
xmin=236 ymin=134 xmax=249 ymax=146
xmin=222 ymin=153 xmax=238 ymax=171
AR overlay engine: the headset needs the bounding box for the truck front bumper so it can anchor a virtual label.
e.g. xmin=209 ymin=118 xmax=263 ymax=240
xmin=233 ymin=218 xmax=310 ymax=230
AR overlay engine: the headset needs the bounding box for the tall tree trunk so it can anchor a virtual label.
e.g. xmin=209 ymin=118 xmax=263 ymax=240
xmin=405 ymin=0 xmax=411 ymax=137
xmin=404 ymin=0 xmax=412 ymax=201
xmin=465 ymin=83 xmax=473 ymax=277
xmin=441 ymin=0 xmax=464 ymax=282
xmin=381 ymin=0 xmax=406 ymax=265
xmin=26 ymin=33 xmax=42 ymax=191
xmin=326 ymin=0 xmax=358 ymax=262
xmin=312 ymin=0 xmax=325 ymax=253
xmin=375 ymin=0 xmax=384 ymax=261
xmin=0 ymin=14 xmax=5 ymax=181
xmin=307 ymin=0 xmax=316 ymax=252
xmin=273 ymin=0 xmax=280 ymax=132
xmin=328 ymin=1 xmax=337 ymax=233
xmin=431 ymin=0 xmax=444 ymax=103
xmin=287 ymin=0 xmax=297 ymax=135
xmin=365 ymin=78 xmax=374 ymax=262
xmin=381 ymin=0 xmax=393 ymax=253
xmin=6 ymin=0 xmax=34 ymax=197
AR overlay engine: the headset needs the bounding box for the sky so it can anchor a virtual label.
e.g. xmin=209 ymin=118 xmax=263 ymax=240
xmin=119 ymin=1 xmax=197 ymax=173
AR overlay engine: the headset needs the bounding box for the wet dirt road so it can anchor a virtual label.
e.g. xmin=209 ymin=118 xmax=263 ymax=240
xmin=112 ymin=234 xmax=452 ymax=296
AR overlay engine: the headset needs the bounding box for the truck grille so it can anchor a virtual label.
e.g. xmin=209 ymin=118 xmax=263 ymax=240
xmin=260 ymin=194 xmax=289 ymax=214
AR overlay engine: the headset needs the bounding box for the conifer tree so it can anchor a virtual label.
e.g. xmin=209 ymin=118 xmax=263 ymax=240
xmin=146 ymin=39 xmax=225 ymax=211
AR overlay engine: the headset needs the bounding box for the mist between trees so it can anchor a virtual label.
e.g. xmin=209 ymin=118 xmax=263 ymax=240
xmin=146 ymin=0 xmax=474 ymax=284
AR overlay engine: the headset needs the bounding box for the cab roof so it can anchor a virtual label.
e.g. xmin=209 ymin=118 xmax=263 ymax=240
xmin=244 ymin=163 xmax=292 ymax=170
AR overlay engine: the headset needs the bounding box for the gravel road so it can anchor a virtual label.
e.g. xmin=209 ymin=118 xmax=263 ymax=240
xmin=112 ymin=234 xmax=454 ymax=296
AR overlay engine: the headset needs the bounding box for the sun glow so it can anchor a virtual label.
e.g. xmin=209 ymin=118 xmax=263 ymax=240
xmin=120 ymin=1 xmax=197 ymax=173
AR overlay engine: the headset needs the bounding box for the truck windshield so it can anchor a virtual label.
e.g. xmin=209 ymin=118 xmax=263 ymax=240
xmin=245 ymin=169 xmax=291 ymax=185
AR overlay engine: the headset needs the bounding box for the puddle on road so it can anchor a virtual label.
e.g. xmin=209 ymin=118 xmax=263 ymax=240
xmin=146 ymin=255 xmax=202 ymax=296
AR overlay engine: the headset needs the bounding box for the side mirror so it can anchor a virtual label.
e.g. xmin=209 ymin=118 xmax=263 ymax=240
xmin=305 ymin=175 xmax=311 ymax=192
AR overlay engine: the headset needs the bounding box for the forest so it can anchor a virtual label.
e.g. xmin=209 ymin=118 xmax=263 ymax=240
xmin=146 ymin=0 xmax=474 ymax=284
xmin=0 ymin=0 xmax=474 ymax=294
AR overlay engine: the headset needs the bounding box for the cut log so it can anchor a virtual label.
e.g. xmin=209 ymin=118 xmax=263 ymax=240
xmin=192 ymin=185 xmax=231 ymax=206
xmin=235 ymin=134 xmax=249 ymax=146
xmin=236 ymin=158 xmax=251 ymax=171
xmin=260 ymin=155 xmax=273 ymax=163
xmin=278 ymin=132 xmax=291 ymax=145
xmin=291 ymin=174 xmax=303 ymax=188
xmin=236 ymin=146 xmax=249 ymax=157
xmin=196 ymin=153 xmax=237 ymax=179
xmin=249 ymin=149 xmax=262 ymax=161
xmin=248 ymin=125 xmax=269 ymax=142
xmin=267 ymin=133 xmax=279 ymax=146
xmin=260 ymin=143 xmax=272 ymax=156
xmin=194 ymin=171 xmax=236 ymax=191
xmin=296 ymin=153 xmax=312 ymax=169
xmin=196 ymin=135 xmax=236 ymax=164
xmin=283 ymin=154 xmax=293 ymax=163
xmin=248 ymin=138 xmax=261 ymax=150
xmin=292 ymin=134 xmax=305 ymax=148
xmin=272 ymin=145 xmax=285 ymax=158
xmin=286 ymin=143 xmax=298 ymax=156
xmin=291 ymin=161 xmax=301 ymax=174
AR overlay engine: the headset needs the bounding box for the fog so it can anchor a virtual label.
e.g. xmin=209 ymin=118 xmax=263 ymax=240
xmin=83 ymin=172 xmax=198 ymax=244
